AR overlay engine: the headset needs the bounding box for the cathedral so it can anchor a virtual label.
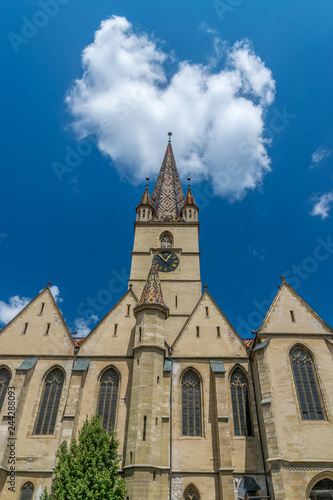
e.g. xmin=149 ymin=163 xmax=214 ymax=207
xmin=1 ymin=135 xmax=333 ymax=500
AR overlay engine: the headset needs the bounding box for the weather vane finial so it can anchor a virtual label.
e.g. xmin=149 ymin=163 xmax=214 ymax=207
xmin=146 ymin=177 xmax=149 ymax=187
xmin=187 ymin=177 xmax=191 ymax=187
xmin=168 ymin=132 xmax=172 ymax=143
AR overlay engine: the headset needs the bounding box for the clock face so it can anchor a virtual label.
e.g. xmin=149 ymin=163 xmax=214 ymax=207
xmin=155 ymin=251 xmax=179 ymax=273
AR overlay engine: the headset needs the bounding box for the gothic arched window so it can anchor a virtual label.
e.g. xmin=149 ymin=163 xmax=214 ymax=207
xmin=98 ymin=368 xmax=119 ymax=432
xmin=34 ymin=368 xmax=64 ymax=435
xmin=290 ymin=346 xmax=325 ymax=420
xmin=160 ymin=232 xmax=173 ymax=248
xmin=310 ymin=478 xmax=333 ymax=499
xmin=184 ymin=484 xmax=200 ymax=500
xmin=230 ymin=368 xmax=253 ymax=436
xmin=182 ymin=370 xmax=201 ymax=437
xmin=19 ymin=481 xmax=34 ymax=500
xmin=0 ymin=368 xmax=10 ymax=413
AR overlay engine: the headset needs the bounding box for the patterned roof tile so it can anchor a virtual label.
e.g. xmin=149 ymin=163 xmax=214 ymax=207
xmin=184 ymin=185 xmax=197 ymax=207
xmin=138 ymin=185 xmax=152 ymax=207
xmin=138 ymin=257 xmax=168 ymax=308
xmin=150 ymin=142 xmax=185 ymax=221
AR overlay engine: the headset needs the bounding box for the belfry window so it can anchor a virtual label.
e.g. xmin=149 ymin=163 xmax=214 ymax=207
xmin=0 ymin=368 xmax=10 ymax=413
xmin=160 ymin=232 xmax=173 ymax=248
xmin=290 ymin=346 xmax=325 ymax=420
xmin=230 ymin=368 xmax=253 ymax=436
xmin=182 ymin=370 xmax=202 ymax=437
xmin=34 ymin=368 xmax=64 ymax=435
xmin=19 ymin=482 xmax=34 ymax=500
xmin=184 ymin=484 xmax=200 ymax=500
xmin=98 ymin=368 xmax=119 ymax=432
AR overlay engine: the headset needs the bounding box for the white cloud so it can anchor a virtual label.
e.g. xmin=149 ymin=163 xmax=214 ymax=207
xmin=49 ymin=285 xmax=63 ymax=303
xmin=74 ymin=315 xmax=99 ymax=337
xmin=66 ymin=16 xmax=276 ymax=200
xmin=310 ymin=146 xmax=331 ymax=167
xmin=310 ymin=191 xmax=333 ymax=219
xmin=0 ymin=295 xmax=31 ymax=325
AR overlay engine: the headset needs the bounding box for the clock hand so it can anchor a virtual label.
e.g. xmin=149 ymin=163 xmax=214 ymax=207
xmin=165 ymin=253 xmax=172 ymax=262
xmin=157 ymin=253 xmax=167 ymax=263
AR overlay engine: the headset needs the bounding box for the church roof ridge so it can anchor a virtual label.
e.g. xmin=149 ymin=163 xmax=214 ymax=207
xmin=150 ymin=134 xmax=185 ymax=221
xmin=137 ymin=256 xmax=168 ymax=308
xmin=254 ymin=278 xmax=333 ymax=335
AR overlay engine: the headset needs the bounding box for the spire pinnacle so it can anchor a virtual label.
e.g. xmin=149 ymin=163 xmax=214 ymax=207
xmin=184 ymin=183 xmax=197 ymax=207
xmin=138 ymin=181 xmax=152 ymax=207
xmin=150 ymin=137 xmax=185 ymax=221
xmin=137 ymin=257 xmax=168 ymax=309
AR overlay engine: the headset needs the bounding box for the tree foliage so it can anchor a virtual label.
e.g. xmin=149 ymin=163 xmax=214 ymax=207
xmin=41 ymin=415 xmax=126 ymax=500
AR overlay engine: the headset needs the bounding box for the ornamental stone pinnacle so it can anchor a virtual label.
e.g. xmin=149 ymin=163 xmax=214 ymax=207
xmin=137 ymin=257 xmax=168 ymax=309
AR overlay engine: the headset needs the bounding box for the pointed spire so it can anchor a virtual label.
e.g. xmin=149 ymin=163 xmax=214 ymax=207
xmin=150 ymin=134 xmax=185 ymax=221
xmin=137 ymin=257 xmax=168 ymax=309
xmin=138 ymin=177 xmax=152 ymax=207
xmin=184 ymin=177 xmax=197 ymax=207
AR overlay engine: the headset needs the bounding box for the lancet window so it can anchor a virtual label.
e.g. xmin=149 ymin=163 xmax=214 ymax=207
xmin=290 ymin=346 xmax=325 ymax=420
xmin=34 ymin=368 xmax=64 ymax=435
xmin=184 ymin=484 xmax=200 ymax=500
xmin=230 ymin=368 xmax=253 ymax=436
xmin=182 ymin=370 xmax=202 ymax=437
xmin=0 ymin=368 xmax=10 ymax=413
xmin=19 ymin=482 xmax=34 ymax=500
xmin=160 ymin=232 xmax=173 ymax=248
xmin=98 ymin=368 xmax=119 ymax=431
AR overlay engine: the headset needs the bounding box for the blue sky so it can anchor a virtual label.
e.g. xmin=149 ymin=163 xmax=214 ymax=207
xmin=1 ymin=0 xmax=333 ymax=337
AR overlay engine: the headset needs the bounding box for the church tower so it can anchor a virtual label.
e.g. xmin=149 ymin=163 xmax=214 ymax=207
xmin=129 ymin=133 xmax=202 ymax=341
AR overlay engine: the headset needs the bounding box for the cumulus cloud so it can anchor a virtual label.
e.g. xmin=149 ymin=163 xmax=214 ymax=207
xmin=0 ymin=295 xmax=31 ymax=325
xmin=74 ymin=315 xmax=99 ymax=337
xmin=49 ymin=285 xmax=63 ymax=303
xmin=310 ymin=146 xmax=332 ymax=167
xmin=66 ymin=16 xmax=275 ymax=200
xmin=310 ymin=191 xmax=333 ymax=220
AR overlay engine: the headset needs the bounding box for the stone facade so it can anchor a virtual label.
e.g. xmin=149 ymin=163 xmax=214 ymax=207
xmin=0 ymin=140 xmax=333 ymax=499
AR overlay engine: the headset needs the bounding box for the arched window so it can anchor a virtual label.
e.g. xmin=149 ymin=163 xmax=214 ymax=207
xmin=309 ymin=478 xmax=333 ymax=499
xmin=19 ymin=481 xmax=34 ymax=500
xmin=182 ymin=370 xmax=201 ymax=437
xmin=0 ymin=368 xmax=10 ymax=413
xmin=290 ymin=346 xmax=325 ymax=420
xmin=98 ymin=368 xmax=119 ymax=432
xmin=34 ymin=368 xmax=64 ymax=435
xmin=230 ymin=368 xmax=253 ymax=436
xmin=160 ymin=232 xmax=173 ymax=248
xmin=184 ymin=484 xmax=200 ymax=500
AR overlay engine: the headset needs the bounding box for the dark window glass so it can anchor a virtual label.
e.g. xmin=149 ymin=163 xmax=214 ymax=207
xmin=98 ymin=368 xmax=119 ymax=432
xmin=291 ymin=347 xmax=324 ymax=420
xmin=19 ymin=482 xmax=34 ymax=500
xmin=0 ymin=368 xmax=10 ymax=413
xmin=184 ymin=484 xmax=200 ymax=500
xmin=182 ymin=370 xmax=201 ymax=437
xmin=230 ymin=368 xmax=253 ymax=437
xmin=34 ymin=369 xmax=64 ymax=435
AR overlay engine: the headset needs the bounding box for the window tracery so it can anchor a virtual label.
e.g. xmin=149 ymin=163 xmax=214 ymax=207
xmin=19 ymin=482 xmax=34 ymax=500
xmin=34 ymin=368 xmax=64 ymax=435
xmin=182 ymin=370 xmax=201 ymax=437
xmin=0 ymin=368 xmax=10 ymax=413
xmin=230 ymin=368 xmax=253 ymax=436
xmin=160 ymin=233 xmax=173 ymax=248
xmin=98 ymin=368 xmax=119 ymax=432
xmin=290 ymin=346 xmax=325 ymax=420
xmin=184 ymin=484 xmax=200 ymax=500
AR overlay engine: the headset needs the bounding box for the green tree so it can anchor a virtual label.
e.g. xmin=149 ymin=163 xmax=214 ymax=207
xmin=41 ymin=415 xmax=127 ymax=500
